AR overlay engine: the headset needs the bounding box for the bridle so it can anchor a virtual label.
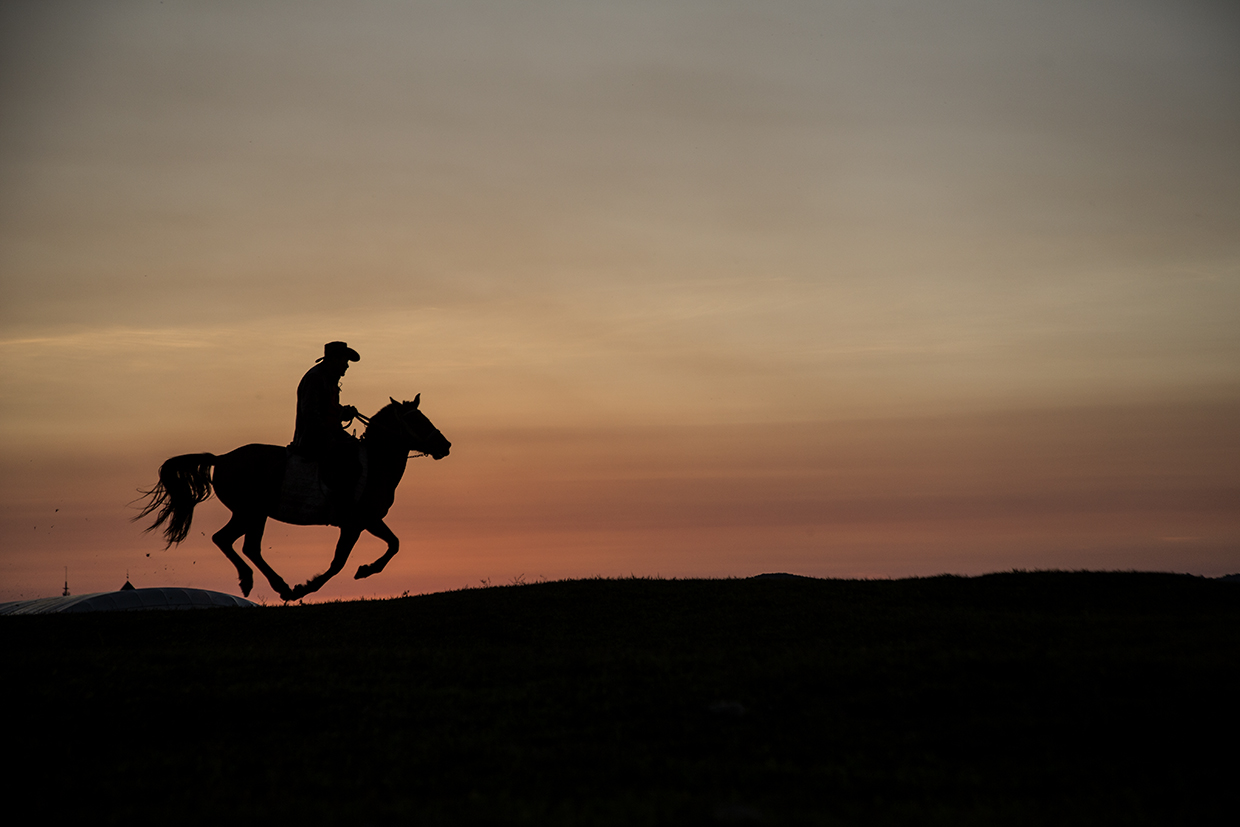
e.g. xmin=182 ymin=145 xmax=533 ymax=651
xmin=354 ymin=410 xmax=431 ymax=459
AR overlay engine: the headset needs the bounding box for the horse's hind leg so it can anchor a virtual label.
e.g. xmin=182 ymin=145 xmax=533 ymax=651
xmin=355 ymin=518 xmax=399 ymax=580
xmin=212 ymin=514 xmax=254 ymax=597
xmin=237 ymin=516 xmax=293 ymax=602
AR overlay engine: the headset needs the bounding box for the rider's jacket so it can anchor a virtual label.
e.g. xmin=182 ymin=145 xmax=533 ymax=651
xmin=291 ymin=362 xmax=354 ymax=456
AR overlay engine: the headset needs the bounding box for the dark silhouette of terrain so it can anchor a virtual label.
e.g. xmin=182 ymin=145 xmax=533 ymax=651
xmin=5 ymin=571 xmax=1236 ymax=825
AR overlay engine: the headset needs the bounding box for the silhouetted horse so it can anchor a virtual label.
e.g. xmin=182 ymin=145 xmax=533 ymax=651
xmin=137 ymin=396 xmax=450 ymax=601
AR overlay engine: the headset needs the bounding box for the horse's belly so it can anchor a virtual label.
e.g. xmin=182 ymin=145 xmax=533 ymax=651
xmin=274 ymin=454 xmax=332 ymax=525
xmin=271 ymin=450 xmax=369 ymax=526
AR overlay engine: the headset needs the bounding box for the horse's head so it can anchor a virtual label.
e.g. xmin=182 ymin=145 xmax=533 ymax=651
xmin=375 ymin=394 xmax=451 ymax=460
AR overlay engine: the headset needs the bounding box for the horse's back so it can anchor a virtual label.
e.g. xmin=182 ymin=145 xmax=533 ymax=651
xmin=219 ymin=443 xmax=288 ymax=465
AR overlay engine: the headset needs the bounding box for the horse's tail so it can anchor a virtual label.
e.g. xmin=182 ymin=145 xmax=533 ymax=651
xmin=134 ymin=453 xmax=217 ymax=547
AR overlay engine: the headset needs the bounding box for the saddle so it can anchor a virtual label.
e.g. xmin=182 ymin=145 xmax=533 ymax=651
xmin=275 ymin=444 xmax=368 ymax=526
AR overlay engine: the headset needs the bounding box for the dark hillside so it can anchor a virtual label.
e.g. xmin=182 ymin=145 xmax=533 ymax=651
xmin=6 ymin=572 xmax=1237 ymax=825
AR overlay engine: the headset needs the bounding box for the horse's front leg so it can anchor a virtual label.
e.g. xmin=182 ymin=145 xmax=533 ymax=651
xmin=288 ymin=524 xmax=363 ymax=600
xmin=355 ymin=518 xmax=399 ymax=580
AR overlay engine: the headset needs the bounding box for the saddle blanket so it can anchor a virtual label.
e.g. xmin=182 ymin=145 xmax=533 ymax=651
xmin=274 ymin=446 xmax=368 ymax=526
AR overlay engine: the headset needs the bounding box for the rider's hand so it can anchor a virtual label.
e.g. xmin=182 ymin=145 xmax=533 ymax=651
xmin=342 ymin=405 xmax=359 ymax=421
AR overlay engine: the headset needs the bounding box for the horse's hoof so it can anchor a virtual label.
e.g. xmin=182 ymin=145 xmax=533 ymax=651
xmin=354 ymin=566 xmax=370 ymax=580
xmin=240 ymin=580 xmax=253 ymax=598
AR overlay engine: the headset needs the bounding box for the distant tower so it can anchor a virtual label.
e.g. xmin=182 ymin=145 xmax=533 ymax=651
xmin=63 ymin=566 xmax=69 ymax=597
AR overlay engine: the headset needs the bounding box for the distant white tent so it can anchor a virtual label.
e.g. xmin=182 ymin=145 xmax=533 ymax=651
xmin=0 ymin=587 xmax=257 ymax=615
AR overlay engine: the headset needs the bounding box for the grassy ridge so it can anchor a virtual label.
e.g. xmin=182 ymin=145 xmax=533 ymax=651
xmin=6 ymin=572 xmax=1237 ymax=825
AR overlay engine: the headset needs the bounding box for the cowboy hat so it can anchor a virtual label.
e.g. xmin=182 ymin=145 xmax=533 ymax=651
xmin=316 ymin=341 xmax=361 ymax=362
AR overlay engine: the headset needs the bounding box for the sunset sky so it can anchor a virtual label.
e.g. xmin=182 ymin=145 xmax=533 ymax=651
xmin=2 ymin=0 xmax=1237 ymax=602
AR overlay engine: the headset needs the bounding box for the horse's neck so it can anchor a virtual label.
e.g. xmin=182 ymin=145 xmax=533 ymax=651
xmin=365 ymin=428 xmax=410 ymax=485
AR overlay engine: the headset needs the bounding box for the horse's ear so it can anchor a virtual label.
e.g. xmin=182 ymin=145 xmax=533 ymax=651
xmin=390 ymin=396 xmax=399 ymax=406
xmin=412 ymin=393 xmax=420 ymax=409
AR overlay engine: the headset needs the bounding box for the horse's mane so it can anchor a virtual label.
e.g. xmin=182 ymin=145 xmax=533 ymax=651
xmin=360 ymin=400 xmax=404 ymax=441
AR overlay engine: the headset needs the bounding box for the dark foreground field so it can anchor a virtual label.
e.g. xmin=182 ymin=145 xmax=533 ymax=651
xmin=6 ymin=572 xmax=1238 ymax=825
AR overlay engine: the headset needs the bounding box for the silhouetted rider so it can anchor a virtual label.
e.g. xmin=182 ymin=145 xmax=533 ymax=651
xmin=291 ymin=341 xmax=362 ymax=517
